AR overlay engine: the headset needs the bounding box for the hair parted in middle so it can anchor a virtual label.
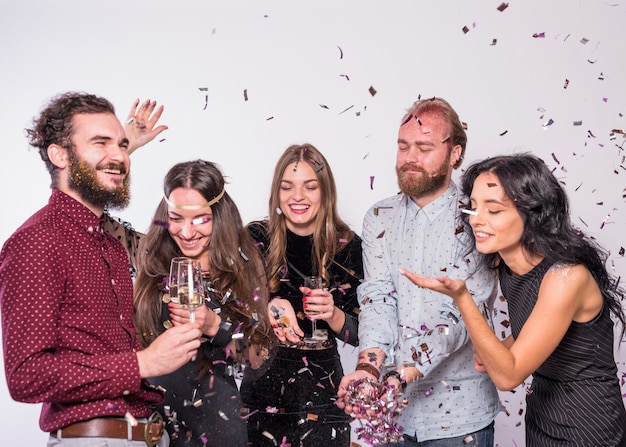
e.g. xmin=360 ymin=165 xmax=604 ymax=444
xmin=262 ymin=143 xmax=355 ymax=292
xmin=134 ymin=159 xmax=274 ymax=369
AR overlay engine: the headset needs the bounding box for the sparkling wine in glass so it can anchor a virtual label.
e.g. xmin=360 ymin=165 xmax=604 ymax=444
xmin=168 ymin=257 xmax=189 ymax=303
xmin=173 ymin=258 xmax=204 ymax=323
xmin=303 ymin=276 xmax=326 ymax=342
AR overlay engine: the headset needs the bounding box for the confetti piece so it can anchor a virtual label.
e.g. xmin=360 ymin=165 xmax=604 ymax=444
xmin=370 ymin=175 xmax=375 ymax=190
xmin=563 ymin=79 xmax=569 ymax=89
xmin=340 ymin=74 xmax=350 ymax=81
xmin=497 ymin=2 xmax=509 ymax=11
xmin=125 ymin=412 xmax=139 ymax=427
xmin=532 ymin=32 xmax=545 ymax=38
xmin=337 ymin=45 xmax=344 ymax=59
xmin=369 ymin=86 xmax=377 ymax=96
xmin=462 ymin=208 xmax=478 ymax=216
xmin=462 ymin=25 xmax=470 ymax=34
xmin=243 ymin=89 xmax=248 ymax=101
xmin=499 ymin=130 xmax=508 ymax=136
xmin=199 ymin=87 xmax=208 ymax=110
xmin=490 ymin=38 xmax=498 ymax=46
xmin=339 ymin=105 xmax=354 ymax=115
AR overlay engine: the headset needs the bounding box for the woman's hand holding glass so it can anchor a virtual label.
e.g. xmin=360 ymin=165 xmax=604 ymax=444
xmin=301 ymin=276 xmax=333 ymax=342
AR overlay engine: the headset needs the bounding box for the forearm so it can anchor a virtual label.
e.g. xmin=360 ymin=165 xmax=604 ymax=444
xmin=455 ymin=292 xmax=518 ymax=389
xmin=354 ymin=347 xmax=386 ymax=378
xmin=327 ymin=306 xmax=346 ymax=334
xmin=10 ymin=351 xmax=140 ymax=403
xmin=334 ymin=311 xmax=359 ymax=345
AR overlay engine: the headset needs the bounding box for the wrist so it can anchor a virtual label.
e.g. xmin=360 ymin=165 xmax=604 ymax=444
xmin=355 ymin=362 xmax=381 ymax=379
xmin=210 ymin=318 xmax=235 ymax=348
xmin=382 ymin=369 xmax=407 ymax=392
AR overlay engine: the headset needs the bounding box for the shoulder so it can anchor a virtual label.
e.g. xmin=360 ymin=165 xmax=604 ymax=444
xmin=543 ymin=263 xmax=591 ymax=288
xmin=363 ymin=193 xmax=404 ymax=224
xmin=246 ymin=221 xmax=270 ymax=247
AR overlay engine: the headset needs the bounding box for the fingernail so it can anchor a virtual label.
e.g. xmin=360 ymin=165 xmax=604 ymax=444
xmin=302 ymin=298 xmax=307 ymax=302
xmin=303 ymin=304 xmax=308 ymax=309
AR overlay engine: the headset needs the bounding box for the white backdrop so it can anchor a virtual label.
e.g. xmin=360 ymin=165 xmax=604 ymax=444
xmin=1 ymin=1 xmax=625 ymax=445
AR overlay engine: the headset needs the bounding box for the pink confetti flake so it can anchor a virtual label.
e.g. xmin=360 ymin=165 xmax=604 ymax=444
xmin=370 ymin=175 xmax=375 ymax=190
xmin=337 ymin=45 xmax=344 ymax=59
xmin=532 ymin=32 xmax=545 ymax=38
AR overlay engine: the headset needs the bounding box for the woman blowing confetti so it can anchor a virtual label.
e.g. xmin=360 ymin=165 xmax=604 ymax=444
xmin=403 ymin=153 xmax=626 ymax=446
xmin=241 ymin=144 xmax=363 ymax=446
xmin=134 ymin=160 xmax=275 ymax=446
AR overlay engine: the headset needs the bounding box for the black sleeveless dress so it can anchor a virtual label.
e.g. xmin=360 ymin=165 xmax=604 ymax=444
xmin=500 ymin=259 xmax=626 ymax=446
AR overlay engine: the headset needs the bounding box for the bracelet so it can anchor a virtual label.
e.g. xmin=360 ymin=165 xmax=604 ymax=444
xmin=355 ymin=362 xmax=381 ymax=379
xmin=210 ymin=318 xmax=235 ymax=348
xmin=383 ymin=369 xmax=407 ymax=392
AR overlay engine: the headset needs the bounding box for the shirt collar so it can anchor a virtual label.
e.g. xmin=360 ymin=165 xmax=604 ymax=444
xmin=404 ymin=182 xmax=458 ymax=221
xmin=49 ymin=189 xmax=105 ymax=235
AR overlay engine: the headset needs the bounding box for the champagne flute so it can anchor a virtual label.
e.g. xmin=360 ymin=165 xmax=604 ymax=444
xmin=303 ymin=276 xmax=324 ymax=342
xmin=173 ymin=258 xmax=205 ymax=323
xmin=168 ymin=257 xmax=190 ymax=303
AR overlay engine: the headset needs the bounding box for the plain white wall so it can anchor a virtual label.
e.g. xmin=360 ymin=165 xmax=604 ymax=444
xmin=1 ymin=1 xmax=625 ymax=445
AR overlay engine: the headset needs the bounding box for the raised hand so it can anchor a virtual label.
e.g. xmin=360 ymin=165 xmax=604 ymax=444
xmin=125 ymin=98 xmax=168 ymax=154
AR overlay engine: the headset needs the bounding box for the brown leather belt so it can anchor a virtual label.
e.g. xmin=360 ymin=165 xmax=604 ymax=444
xmin=51 ymin=413 xmax=163 ymax=447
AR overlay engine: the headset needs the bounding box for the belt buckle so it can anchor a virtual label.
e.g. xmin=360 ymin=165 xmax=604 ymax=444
xmin=144 ymin=412 xmax=164 ymax=447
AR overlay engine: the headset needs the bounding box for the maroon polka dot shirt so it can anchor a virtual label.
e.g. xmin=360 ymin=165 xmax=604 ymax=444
xmin=0 ymin=189 xmax=163 ymax=432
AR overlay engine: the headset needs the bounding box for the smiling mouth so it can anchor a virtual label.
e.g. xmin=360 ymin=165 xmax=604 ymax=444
xmin=99 ymin=164 xmax=127 ymax=175
xmin=290 ymin=204 xmax=310 ymax=211
xmin=475 ymin=231 xmax=491 ymax=239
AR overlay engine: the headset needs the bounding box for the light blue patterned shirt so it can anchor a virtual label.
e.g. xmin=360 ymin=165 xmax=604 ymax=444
xmin=358 ymin=182 xmax=501 ymax=441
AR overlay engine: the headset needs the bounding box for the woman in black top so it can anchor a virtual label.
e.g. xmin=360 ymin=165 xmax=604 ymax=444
xmin=241 ymin=144 xmax=363 ymax=447
xmin=402 ymin=153 xmax=626 ymax=446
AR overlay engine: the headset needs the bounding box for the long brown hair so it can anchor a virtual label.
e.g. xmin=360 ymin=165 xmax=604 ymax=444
xmin=264 ymin=144 xmax=354 ymax=291
xmin=134 ymin=160 xmax=274 ymax=364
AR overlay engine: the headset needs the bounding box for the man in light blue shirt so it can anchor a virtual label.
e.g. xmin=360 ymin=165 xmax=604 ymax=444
xmin=338 ymin=97 xmax=500 ymax=446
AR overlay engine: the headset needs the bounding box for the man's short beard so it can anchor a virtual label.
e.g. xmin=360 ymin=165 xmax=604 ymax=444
xmin=396 ymin=151 xmax=451 ymax=199
xmin=67 ymin=151 xmax=130 ymax=210
xmin=397 ymin=166 xmax=447 ymax=198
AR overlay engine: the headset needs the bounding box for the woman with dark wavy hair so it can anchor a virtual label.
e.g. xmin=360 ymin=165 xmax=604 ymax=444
xmin=403 ymin=153 xmax=626 ymax=446
xmin=134 ymin=159 xmax=275 ymax=447
xmin=241 ymin=144 xmax=363 ymax=447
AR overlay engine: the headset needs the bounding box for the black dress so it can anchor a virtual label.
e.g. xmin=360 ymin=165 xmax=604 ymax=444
xmin=241 ymin=223 xmax=363 ymax=447
xmin=149 ymin=281 xmax=248 ymax=447
xmin=500 ymin=259 xmax=626 ymax=446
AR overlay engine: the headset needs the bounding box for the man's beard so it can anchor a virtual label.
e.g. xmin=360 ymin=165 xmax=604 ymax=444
xmin=67 ymin=151 xmax=130 ymax=210
xmin=397 ymin=152 xmax=450 ymax=198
